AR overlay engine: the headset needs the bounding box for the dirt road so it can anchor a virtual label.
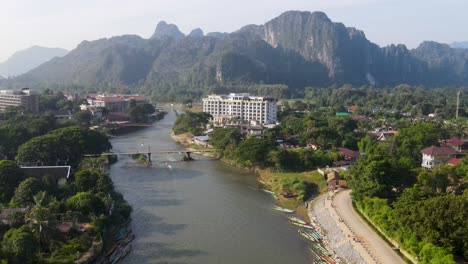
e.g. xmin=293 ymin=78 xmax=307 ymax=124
xmin=333 ymin=189 xmax=405 ymax=264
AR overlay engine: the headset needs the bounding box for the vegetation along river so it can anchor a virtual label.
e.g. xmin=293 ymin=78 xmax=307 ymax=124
xmin=108 ymin=109 xmax=311 ymax=263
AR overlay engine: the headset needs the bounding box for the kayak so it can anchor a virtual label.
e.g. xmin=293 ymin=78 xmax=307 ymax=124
xmin=273 ymin=205 xmax=295 ymax=213
xmin=287 ymin=216 xmax=307 ymax=225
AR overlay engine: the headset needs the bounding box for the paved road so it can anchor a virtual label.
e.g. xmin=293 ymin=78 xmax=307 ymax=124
xmin=333 ymin=189 xmax=405 ymax=264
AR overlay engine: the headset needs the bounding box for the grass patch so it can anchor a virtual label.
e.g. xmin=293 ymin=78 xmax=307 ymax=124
xmin=258 ymin=170 xmax=327 ymax=222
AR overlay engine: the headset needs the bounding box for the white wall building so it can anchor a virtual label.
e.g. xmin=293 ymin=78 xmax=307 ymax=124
xmin=0 ymin=88 xmax=39 ymax=113
xmin=420 ymin=146 xmax=459 ymax=169
xmin=202 ymin=93 xmax=277 ymax=125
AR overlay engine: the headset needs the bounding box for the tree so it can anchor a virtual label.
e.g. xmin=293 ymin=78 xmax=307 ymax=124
xmin=73 ymin=111 xmax=92 ymax=127
xmin=0 ymin=160 xmax=24 ymax=204
xmin=172 ymin=112 xmax=211 ymax=135
xmin=234 ymin=138 xmax=274 ymax=166
xmin=128 ymin=103 xmax=155 ymax=123
xmin=25 ymin=192 xmax=53 ymax=252
xmin=10 ymin=177 xmax=42 ymax=207
xmin=16 ymin=126 xmax=111 ymax=167
xmin=74 ymin=169 xmax=113 ymax=193
xmin=1 ymin=225 xmax=38 ymax=264
xmin=396 ymin=123 xmax=445 ymax=166
xmin=66 ymin=192 xmax=105 ymax=215
xmin=209 ymin=128 xmax=243 ymax=153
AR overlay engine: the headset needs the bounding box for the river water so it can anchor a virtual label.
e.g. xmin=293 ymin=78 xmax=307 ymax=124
xmin=109 ymin=109 xmax=311 ymax=264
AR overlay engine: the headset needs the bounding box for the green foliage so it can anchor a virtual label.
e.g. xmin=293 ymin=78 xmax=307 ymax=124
xmin=209 ymin=128 xmax=243 ymax=155
xmin=74 ymin=169 xmax=113 ymax=193
xmin=16 ymin=126 xmax=111 ymax=167
xmin=0 ymin=161 xmax=25 ymax=203
xmin=65 ymin=192 xmax=106 ymax=215
xmin=128 ymin=103 xmax=155 ymax=123
xmin=418 ymin=243 xmax=456 ymax=264
xmin=1 ymin=225 xmax=38 ymax=264
xmin=45 ymin=234 xmax=93 ymax=264
xmin=350 ymin=144 xmax=416 ymax=201
xmin=73 ymin=111 xmax=92 ymax=127
xmin=172 ymin=111 xmax=211 ymax=135
xmin=234 ymin=138 xmax=274 ymax=167
xmin=396 ymin=123 xmax=445 ymax=166
xmin=10 ymin=177 xmax=42 ymax=207
xmin=268 ymin=149 xmax=339 ymax=172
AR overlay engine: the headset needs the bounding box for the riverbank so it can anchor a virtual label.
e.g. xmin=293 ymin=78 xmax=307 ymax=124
xmin=257 ymin=169 xmax=328 ymax=223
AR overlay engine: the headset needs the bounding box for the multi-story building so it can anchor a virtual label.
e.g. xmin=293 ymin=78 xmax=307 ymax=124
xmin=202 ymin=93 xmax=277 ymax=125
xmin=84 ymin=94 xmax=149 ymax=112
xmin=0 ymin=88 xmax=39 ymax=113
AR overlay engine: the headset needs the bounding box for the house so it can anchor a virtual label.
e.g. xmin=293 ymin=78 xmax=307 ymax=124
xmin=420 ymin=146 xmax=459 ymax=169
xmin=447 ymin=158 xmax=461 ymax=166
xmin=327 ymin=171 xmax=347 ymax=190
xmin=441 ymin=138 xmax=468 ymax=152
xmin=337 ymin=148 xmax=360 ymax=162
xmin=347 ymin=105 xmax=358 ymax=113
xmin=333 ymin=160 xmax=353 ymax=171
xmin=20 ymin=166 xmax=71 ymax=186
xmin=193 ymin=135 xmax=212 ymax=148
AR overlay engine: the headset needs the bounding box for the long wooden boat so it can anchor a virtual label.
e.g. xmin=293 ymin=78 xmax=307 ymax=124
xmin=287 ymin=216 xmax=307 ymax=225
xmin=290 ymin=221 xmax=314 ymax=229
xmin=273 ymin=205 xmax=295 ymax=213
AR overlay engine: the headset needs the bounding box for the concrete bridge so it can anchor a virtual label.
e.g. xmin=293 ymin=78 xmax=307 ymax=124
xmin=84 ymin=149 xmax=217 ymax=162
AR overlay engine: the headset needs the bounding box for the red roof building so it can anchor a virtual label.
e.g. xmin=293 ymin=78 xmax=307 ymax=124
xmin=441 ymin=138 xmax=468 ymax=152
xmin=337 ymin=148 xmax=360 ymax=161
xmin=447 ymin=158 xmax=461 ymax=166
xmin=421 ymin=146 xmax=459 ymax=169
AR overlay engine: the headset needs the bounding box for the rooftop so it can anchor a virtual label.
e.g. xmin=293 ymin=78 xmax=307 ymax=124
xmin=420 ymin=146 xmax=459 ymax=156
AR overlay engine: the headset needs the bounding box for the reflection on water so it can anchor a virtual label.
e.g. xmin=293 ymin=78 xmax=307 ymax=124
xmin=109 ymin=110 xmax=310 ymax=264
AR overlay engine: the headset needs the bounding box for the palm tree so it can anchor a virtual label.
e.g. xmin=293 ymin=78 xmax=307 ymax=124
xmin=445 ymin=118 xmax=468 ymax=138
xmin=25 ymin=191 xmax=52 ymax=252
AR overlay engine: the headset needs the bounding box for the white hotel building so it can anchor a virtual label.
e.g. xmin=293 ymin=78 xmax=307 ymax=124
xmin=202 ymin=93 xmax=277 ymax=125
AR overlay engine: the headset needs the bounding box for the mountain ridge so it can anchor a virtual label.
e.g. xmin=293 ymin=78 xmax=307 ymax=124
xmin=0 ymin=46 xmax=68 ymax=77
xmin=7 ymin=11 xmax=468 ymax=100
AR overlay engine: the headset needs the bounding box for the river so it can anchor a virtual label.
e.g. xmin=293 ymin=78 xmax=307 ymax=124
xmin=109 ymin=109 xmax=311 ymax=264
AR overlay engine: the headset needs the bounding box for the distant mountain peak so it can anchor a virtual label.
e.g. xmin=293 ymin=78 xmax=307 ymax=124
xmin=0 ymin=46 xmax=68 ymax=77
xmin=188 ymin=28 xmax=204 ymax=38
xmin=151 ymin=21 xmax=185 ymax=40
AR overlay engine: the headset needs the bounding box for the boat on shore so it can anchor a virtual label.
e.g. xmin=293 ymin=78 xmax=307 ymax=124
xmin=273 ymin=205 xmax=295 ymax=213
xmin=287 ymin=216 xmax=307 ymax=225
xmin=290 ymin=221 xmax=314 ymax=229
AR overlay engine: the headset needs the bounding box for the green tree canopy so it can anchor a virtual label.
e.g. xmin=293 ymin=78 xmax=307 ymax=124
xmin=1 ymin=225 xmax=38 ymax=264
xmin=0 ymin=160 xmax=25 ymax=204
xmin=10 ymin=177 xmax=42 ymax=207
xmin=16 ymin=126 xmax=111 ymax=167
xmin=66 ymin=192 xmax=106 ymax=215
xmin=74 ymin=169 xmax=113 ymax=193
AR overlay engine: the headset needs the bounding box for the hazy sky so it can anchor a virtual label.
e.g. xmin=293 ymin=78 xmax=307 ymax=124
xmin=1 ymin=0 xmax=467 ymax=62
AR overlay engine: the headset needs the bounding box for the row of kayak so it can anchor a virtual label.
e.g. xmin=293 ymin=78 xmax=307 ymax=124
xmin=103 ymin=221 xmax=135 ymax=264
xmin=285 ymin=214 xmax=334 ymax=263
xmin=259 ymin=181 xmax=334 ymax=263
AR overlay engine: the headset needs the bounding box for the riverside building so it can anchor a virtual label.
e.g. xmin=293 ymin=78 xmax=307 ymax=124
xmin=0 ymin=88 xmax=39 ymax=113
xmin=202 ymin=93 xmax=277 ymax=125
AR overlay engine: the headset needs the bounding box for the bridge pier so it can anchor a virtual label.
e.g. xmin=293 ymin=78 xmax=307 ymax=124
xmin=182 ymin=152 xmax=193 ymax=161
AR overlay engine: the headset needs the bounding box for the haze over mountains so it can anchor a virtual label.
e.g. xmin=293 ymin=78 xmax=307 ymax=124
xmin=0 ymin=46 xmax=68 ymax=77
xmin=5 ymin=11 xmax=468 ymax=100
xmin=450 ymin=42 xmax=468 ymax=49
